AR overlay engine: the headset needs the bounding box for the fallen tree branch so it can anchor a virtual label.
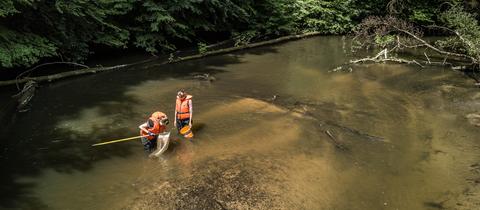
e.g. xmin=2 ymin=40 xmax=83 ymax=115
xmin=332 ymin=48 xmax=468 ymax=73
xmin=324 ymin=130 xmax=348 ymax=150
xmin=153 ymin=32 xmax=322 ymax=67
xmin=373 ymin=48 xmax=388 ymax=59
xmin=0 ymin=58 xmax=157 ymax=87
xmin=0 ymin=64 xmax=130 ymax=86
xmin=0 ymin=32 xmax=322 ymax=87
xmin=426 ymin=25 xmax=479 ymax=60
xmin=15 ymin=62 xmax=90 ymax=90
xmin=350 ymin=57 xmax=424 ymax=67
xmin=353 ymin=16 xmax=479 ymax=70
xmin=424 ymin=52 xmax=431 ymax=64
xmin=348 ymin=55 xmax=466 ymax=70
xmin=392 ymin=26 xmax=478 ymax=63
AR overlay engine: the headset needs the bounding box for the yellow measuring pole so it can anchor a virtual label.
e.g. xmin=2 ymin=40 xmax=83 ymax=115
xmin=92 ymin=135 xmax=148 ymax=146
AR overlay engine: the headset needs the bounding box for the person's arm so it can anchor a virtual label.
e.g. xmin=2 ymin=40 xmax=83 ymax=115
xmin=174 ymin=108 xmax=178 ymax=127
xmin=188 ymin=100 xmax=193 ymax=126
xmin=139 ymin=123 xmax=151 ymax=135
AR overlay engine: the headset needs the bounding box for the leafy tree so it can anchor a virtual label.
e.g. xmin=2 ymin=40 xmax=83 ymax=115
xmin=0 ymin=27 xmax=57 ymax=68
xmin=294 ymin=0 xmax=359 ymax=34
xmin=437 ymin=5 xmax=480 ymax=62
xmin=130 ymin=0 xmax=255 ymax=54
xmin=1 ymin=0 xmax=479 ymax=70
xmin=249 ymin=0 xmax=300 ymax=37
xmin=1 ymin=0 xmax=131 ymax=67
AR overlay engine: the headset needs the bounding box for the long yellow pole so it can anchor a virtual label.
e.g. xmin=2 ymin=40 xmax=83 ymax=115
xmin=92 ymin=135 xmax=148 ymax=146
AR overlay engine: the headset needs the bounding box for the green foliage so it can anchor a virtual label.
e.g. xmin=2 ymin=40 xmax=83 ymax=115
xmin=0 ymin=27 xmax=56 ymax=68
xmin=374 ymin=34 xmax=396 ymax=48
xmin=0 ymin=0 xmax=17 ymax=17
xmin=129 ymin=0 xmax=255 ymax=54
xmin=242 ymin=0 xmax=362 ymax=39
xmin=130 ymin=0 xmax=188 ymax=54
xmin=1 ymin=0 xmax=479 ymax=70
xmin=233 ymin=30 xmax=258 ymax=46
xmin=250 ymin=0 xmax=299 ymax=36
xmin=437 ymin=5 xmax=480 ymax=60
xmin=1 ymin=0 xmax=132 ymax=67
xmin=294 ymin=0 xmax=359 ymax=34
xmin=409 ymin=9 xmax=435 ymax=24
xmin=197 ymin=42 xmax=208 ymax=55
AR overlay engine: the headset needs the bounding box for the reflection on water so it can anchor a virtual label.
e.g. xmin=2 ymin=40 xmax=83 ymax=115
xmin=1 ymin=37 xmax=480 ymax=209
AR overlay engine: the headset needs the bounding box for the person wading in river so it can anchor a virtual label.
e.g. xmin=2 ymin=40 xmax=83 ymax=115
xmin=139 ymin=112 xmax=169 ymax=153
xmin=174 ymin=90 xmax=193 ymax=138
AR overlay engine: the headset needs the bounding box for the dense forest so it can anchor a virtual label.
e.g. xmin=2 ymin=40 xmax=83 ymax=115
xmin=1 ymin=0 xmax=479 ymax=71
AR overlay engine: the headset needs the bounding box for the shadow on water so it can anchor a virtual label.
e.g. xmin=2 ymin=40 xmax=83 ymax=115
xmin=0 ymin=46 xmax=279 ymax=209
xmin=424 ymin=201 xmax=445 ymax=209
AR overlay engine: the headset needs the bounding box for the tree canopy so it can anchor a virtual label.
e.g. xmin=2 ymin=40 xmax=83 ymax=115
xmin=0 ymin=0 xmax=479 ymax=70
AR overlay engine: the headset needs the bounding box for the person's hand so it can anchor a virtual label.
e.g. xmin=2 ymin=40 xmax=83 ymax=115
xmin=148 ymin=131 xmax=155 ymax=136
xmin=188 ymin=121 xmax=192 ymax=127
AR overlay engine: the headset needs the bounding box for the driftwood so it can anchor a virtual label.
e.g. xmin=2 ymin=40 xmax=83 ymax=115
xmin=0 ymin=32 xmax=321 ymax=87
xmin=332 ymin=47 xmax=466 ymax=73
xmin=324 ymin=130 xmax=348 ymax=150
xmin=152 ymin=32 xmax=321 ymax=67
xmin=13 ymin=81 xmax=37 ymax=112
xmin=350 ymin=50 xmax=425 ymax=67
xmin=393 ymin=26 xmax=478 ymax=63
xmin=193 ymin=73 xmax=217 ymax=82
xmin=351 ymin=57 xmax=423 ymax=66
xmin=348 ymin=16 xmax=479 ymax=78
xmin=0 ymin=58 xmax=157 ymax=87
xmin=14 ymin=62 xmax=90 ymax=89
xmin=325 ymin=120 xmax=386 ymax=142
xmin=0 ymin=64 xmax=127 ymax=86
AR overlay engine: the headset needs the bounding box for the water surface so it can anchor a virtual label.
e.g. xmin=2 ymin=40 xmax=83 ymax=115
xmin=1 ymin=36 xmax=480 ymax=210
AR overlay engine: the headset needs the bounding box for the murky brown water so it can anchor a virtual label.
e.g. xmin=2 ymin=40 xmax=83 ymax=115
xmin=1 ymin=36 xmax=480 ymax=210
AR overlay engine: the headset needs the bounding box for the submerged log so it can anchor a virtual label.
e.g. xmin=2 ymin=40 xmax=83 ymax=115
xmin=193 ymin=73 xmax=217 ymax=82
xmin=267 ymin=97 xmax=387 ymax=145
xmin=13 ymin=80 xmax=37 ymax=112
xmin=466 ymin=113 xmax=480 ymax=127
xmin=324 ymin=130 xmax=348 ymax=151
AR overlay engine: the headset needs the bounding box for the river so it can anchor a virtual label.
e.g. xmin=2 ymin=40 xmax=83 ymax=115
xmin=1 ymin=36 xmax=480 ymax=210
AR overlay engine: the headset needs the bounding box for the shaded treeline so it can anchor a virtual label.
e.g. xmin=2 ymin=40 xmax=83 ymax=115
xmin=0 ymin=0 xmax=479 ymax=70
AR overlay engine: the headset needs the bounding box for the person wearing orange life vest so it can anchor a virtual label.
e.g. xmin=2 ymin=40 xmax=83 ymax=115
xmin=139 ymin=112 xmax=169 ymax=153
xmin=174 ymin=90 xmax=193 ymax=136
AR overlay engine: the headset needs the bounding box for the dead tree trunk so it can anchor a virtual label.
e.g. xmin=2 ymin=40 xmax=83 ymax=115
xmin=0 ymin=32 xmax=321 ymax=87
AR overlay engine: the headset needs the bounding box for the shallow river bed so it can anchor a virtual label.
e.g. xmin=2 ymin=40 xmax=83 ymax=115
xmin=1 ymin=36 xmax=480 ymax=210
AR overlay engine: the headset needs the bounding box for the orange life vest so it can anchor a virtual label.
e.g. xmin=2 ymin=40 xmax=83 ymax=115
xmin=140 ymin=116 xmax=166 ymax=140
xmin=176 ymin=95 xmax=192 ymax=120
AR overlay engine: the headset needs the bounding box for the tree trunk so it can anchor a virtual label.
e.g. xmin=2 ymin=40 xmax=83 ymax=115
xmin=0 ymin=32 xmax=321 ymax=87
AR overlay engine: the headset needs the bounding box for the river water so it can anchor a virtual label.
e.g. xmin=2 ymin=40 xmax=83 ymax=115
xmin=1 ymin=36 xmax=480 ymax=210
